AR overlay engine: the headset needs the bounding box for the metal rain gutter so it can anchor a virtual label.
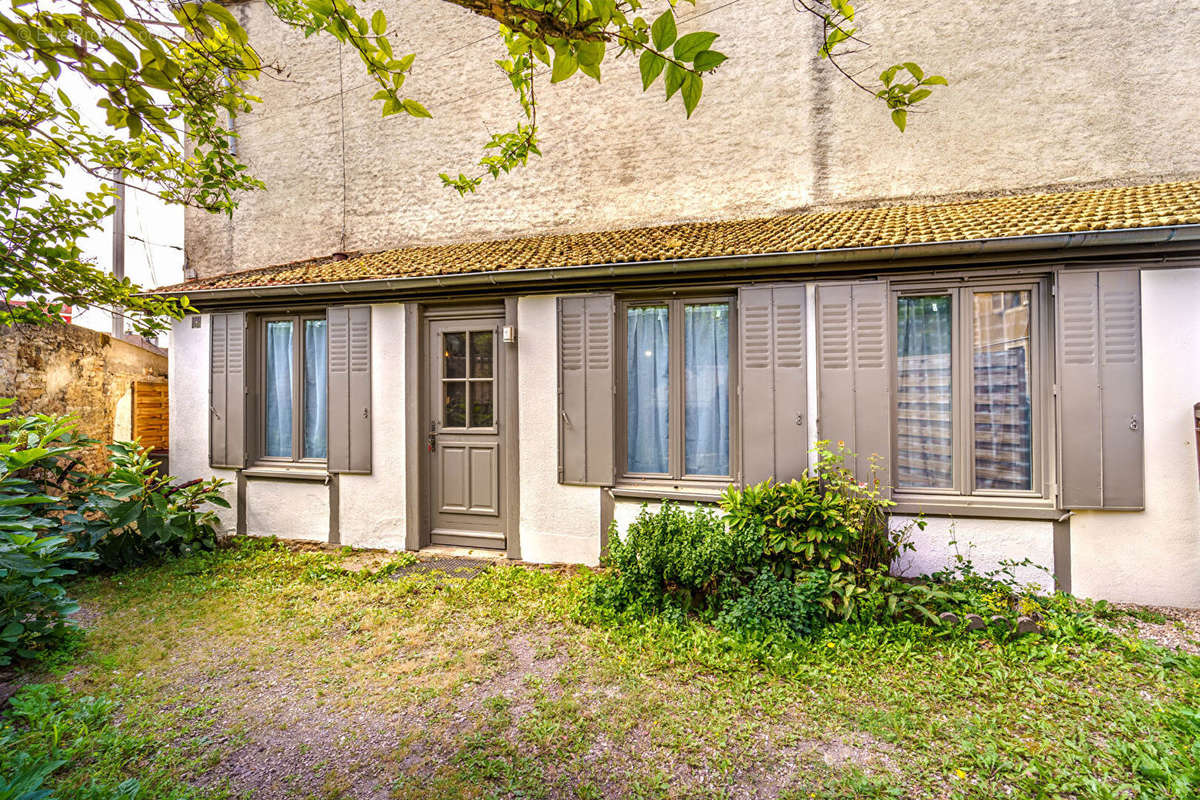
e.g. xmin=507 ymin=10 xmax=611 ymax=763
xmin=155 ymin=224 xmax=1200 ymax=304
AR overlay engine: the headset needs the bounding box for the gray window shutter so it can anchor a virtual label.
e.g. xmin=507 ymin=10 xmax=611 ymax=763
xmin=816 ymin=281 xmax=891 ymax=488
xmin=209 ymin=312 xmax=246 ymax=468
xmin=558 ymin=294 xmax=615 ymax=486
xmin=328 ymin=305 xmax=372 ymax=473
xmin=1056 ymin=269 xmax=1143 ymax=509
xmin=738 ymin=283 xmax=807 ymax=485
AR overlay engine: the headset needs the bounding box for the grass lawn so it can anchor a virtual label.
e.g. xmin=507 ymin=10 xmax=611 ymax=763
xmin=5 ymin=538 xmax=1198 ymax=800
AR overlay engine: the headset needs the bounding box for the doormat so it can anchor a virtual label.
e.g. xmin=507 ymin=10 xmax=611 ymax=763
xmin=387 ymin=557 xmax=494 ymax=581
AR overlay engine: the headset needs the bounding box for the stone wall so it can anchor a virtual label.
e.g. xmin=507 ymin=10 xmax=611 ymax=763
xmin=0 ymin=323 xmax=168 ymax=472
xmin=185 ymin=0 xmax=1200 ymax=278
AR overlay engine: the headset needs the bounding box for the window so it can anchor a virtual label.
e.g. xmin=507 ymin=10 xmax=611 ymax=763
xmin=620 ymin=297 xmax=733 ymax=482
xmin=260 ymin=314 xmax=327 ymax=463
xmin=441 ymin=329 xmax=494 ymax=429
xmin=894 ymin=282 xmax=1043 ymax=498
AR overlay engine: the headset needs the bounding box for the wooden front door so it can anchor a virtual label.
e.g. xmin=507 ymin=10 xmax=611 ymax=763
xmin=426 ymin=316 xmax=506 ymax=549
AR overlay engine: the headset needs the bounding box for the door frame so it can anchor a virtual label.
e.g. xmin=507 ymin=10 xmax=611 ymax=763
xmin=406 ymin=301 xmax=521 ymax=557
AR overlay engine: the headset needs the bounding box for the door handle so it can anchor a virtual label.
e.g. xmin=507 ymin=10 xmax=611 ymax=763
xmin=427 ymin=432 xmax=437 ymax=453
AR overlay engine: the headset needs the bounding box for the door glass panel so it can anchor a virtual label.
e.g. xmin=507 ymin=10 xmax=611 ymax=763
xmin=896 ymin=296 xmax=953 ymax=488
xmin=444 ymin=332 xmax=466 ymax=378
xmin=443 ymin=380 xmax=466 ymax=428
xmin=626 ymin=305 xmax=670 ymax=474
xmin=470 ymin=381 xmax=494 ymax=427
xmin=684 ymin=303 xmax=730 ymax=476
xmin=264 ymin=320 xmax=294 ymax=458
xmin=470 ymin=331 xmax=494 ymax=378
xmin=973 ymin=290 xmax=1033 ymax=491
xmin=303 ymin=319 xmax=328 ymax=459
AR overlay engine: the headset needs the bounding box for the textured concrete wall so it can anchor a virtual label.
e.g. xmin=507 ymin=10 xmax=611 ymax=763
xmin=1071 ymin=268 xmax=1200 ymax=608
xmin=0 ymin=323 xmax=168 ymax=472
xmin=185 ymin=0 xmax=1200 ymax=278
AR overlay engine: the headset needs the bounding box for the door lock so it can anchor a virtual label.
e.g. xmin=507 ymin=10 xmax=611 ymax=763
xmin=427 ymin=432 xmax=437 ymax=453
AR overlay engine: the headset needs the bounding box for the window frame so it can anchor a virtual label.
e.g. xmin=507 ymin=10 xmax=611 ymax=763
xmin=889 ymin=277 xmax=1052 ymax=505
xmin=255 ymin=311 xmax=329 ymax=466
xmin=615 ymin=292 xmax=738 ymax=488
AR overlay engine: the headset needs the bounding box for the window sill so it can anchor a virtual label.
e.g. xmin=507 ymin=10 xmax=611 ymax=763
xmin=242 ymin=465 xmax=330 ymax=482
xmin=890 ymin=498 xmax=1066 ymax=522
xmin=610 ymin=486 xmax=726 ymax=504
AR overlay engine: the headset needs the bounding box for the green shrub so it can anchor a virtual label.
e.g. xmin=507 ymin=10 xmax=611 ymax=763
xmin=63 ymin=442 xmax=229 ymax=571
xmin=715 ymin=570 xmax=828 ymax=641
xmin=0 ymin=404 xmax=98 ymax=665
xmin=720 ymin=442 xmax=917 ymax=580
xmin=590 ymin=501 xmax=762 ymax=617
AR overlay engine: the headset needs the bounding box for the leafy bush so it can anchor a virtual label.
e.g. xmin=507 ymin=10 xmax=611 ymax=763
xmin=589 ymin=501 xmax=762 ymax=617
xmin=715 ymin=570 xmax=828 ymax=641
xmin=0 ymin=405 xmax=98 ymax=665
xmin=63 ymin=442 xmax=229 ymax=571
xmin=720 ymin=442 xmax=916 ymax=580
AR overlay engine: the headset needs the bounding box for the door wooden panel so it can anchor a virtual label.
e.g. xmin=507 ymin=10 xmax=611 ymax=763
xmin=427 ymin=316 xmax=507 ymax=548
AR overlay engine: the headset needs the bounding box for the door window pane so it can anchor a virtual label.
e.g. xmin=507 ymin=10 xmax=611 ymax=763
xmin=684 ymin=303 xmax=730 ymax=476
xmin=443 ymin=380 xmax=466 ymax=427
xmin=444 ymin=332 xmax=466 ymax=378
xmin=896 ymin=296 xmax=953 ymax=488
xmin=303 ymin=319 xmax=328 ymax=459
xmin=264 ymin=320 xmax=294 ymax=458
xmin=471 ymin=381 xmax=494 ymax=427
xmin=973 ymin=291 xmax=1033 ymax=491
xmin=470 ymin=331 xmax=494 ymax=378
xmin=626 ymin=305 xmax=670 ymax=474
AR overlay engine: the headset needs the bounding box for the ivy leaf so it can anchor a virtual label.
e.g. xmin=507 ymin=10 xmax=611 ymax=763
xmin=693 ymin=49 xmax=726 ymax=71
xmin=651 ymin=10 xmax=676 ymax=50
xmin=891 ymin=108 xmax=907 ymax=132
xmin=639 ymin=49 xmax=665 ymax=90
xmin=673 ymin=31 xmax=717 ymax=61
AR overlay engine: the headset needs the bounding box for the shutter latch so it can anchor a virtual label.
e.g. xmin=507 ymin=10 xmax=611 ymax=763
xmin=1129 ymin=415 xmax=1139 ymax=431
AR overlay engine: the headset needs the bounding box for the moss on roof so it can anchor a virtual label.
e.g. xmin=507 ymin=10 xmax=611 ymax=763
xmin=164 ymin=180 xmax=1200 ymax=293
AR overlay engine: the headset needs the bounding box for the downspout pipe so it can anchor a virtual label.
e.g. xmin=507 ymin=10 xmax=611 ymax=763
xmin=152 ymin=224 xmax=1200 ymax=308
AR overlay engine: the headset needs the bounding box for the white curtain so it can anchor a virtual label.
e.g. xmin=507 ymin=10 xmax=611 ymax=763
xmin=303 ymin=320 xmax=328 ymax=459
xmin=626 ymin=306 xmax=670 ymax=473
xmin=896 ymin=296 xmax=952 ymax=488
xmin=264 ymin=320 xmax=294 ymax=458
xmin=684 ymin=303 xmax=729 ymax=476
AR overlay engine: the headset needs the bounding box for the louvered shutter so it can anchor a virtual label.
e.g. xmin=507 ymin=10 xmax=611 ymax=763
xmin=558 ymin=294 xmax=615 ymax=485
xmin=738 ymin=283 xmax=808 ymax=485
xmin=209 ymin=312 xmax=247 ymax=468
xmin=816 ymin=281 xmax=891 ymax=488
xmin=1057 ymin=269 xmax=1144 ymax=509
xmin=328 ymin=305 xmax=372 ymax=473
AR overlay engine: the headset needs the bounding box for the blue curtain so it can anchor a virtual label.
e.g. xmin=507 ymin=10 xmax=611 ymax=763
xmin=684 ymin=303 xmax=729 ymax=476
xmin=626 ymin=306 xmax=669 ymax=473
xmin=264 ymin=320 xmax=294 ymax=458
xmin=303 ymin=319 xmax=328 ymax=459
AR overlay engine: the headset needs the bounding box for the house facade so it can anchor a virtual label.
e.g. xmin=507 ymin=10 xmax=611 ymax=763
xmin=165 ymin=0 xmax=1200 ymax=606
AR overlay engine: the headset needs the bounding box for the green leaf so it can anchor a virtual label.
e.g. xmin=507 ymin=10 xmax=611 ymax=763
xmin=370 ymin=9 xmax=386 ymax=35
xmin=891 ymin=108 xmax=907 ymax=132
xmin=90 ymin=0 xmax=125 ymax=21
xmin=908 ymin=88 xmax=932 ymax=104
xmin=673 ymin=31 xmax=717 ymax=61
xmin=923 ymin=74 xmax=949 ymax=86
xmin=579 ymin=61 xmax=601 ymax=81
xmin=639 ymin=50 xmax=665 ymax=90
xmin=681 ymin=73 xmax=702 ymax=118
xmin=576 ymin=39 xmax=604 ymax=68
xmin=693 ymin=49 xmax=726 ymax=71
xmin=550 ymin=50 xmax=578 ymax=83
xmin=401 ymin=98 xmax=431 ymax=118
xmin=664 ymin=62 xmax=685 ymax=100
xmin=650 ymin=10 xmax=677 ymax=51
xmin=903 ymin=61 xmax=924 ymax=80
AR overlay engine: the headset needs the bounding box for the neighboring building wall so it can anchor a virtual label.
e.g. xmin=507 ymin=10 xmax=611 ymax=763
xmin=0 ymin=322 xmax=168 ymax=473
xmin=1071 ymin=268 xmax=1200 ymax=608
xmin=186 ymin=0 xmax=1200 ymax=278
xmin=168 ymin=316 xmax=239 ymax=532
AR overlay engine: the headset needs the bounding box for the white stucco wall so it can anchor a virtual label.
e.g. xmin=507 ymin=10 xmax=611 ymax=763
xmin=516 ymin=295 xmax=602 ymax=564
xmin=337 ymin=303 xmax=408 ymax=550
xmin=892 ymin=516 xmax=1057 ymax=593
xmin=168 ymin=315 xmax=238 ymax=533
xmin=243 ymin=478 xmax=329 ymax=541
xmin=1070 ymin=268 xmax=1200 ymax=608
